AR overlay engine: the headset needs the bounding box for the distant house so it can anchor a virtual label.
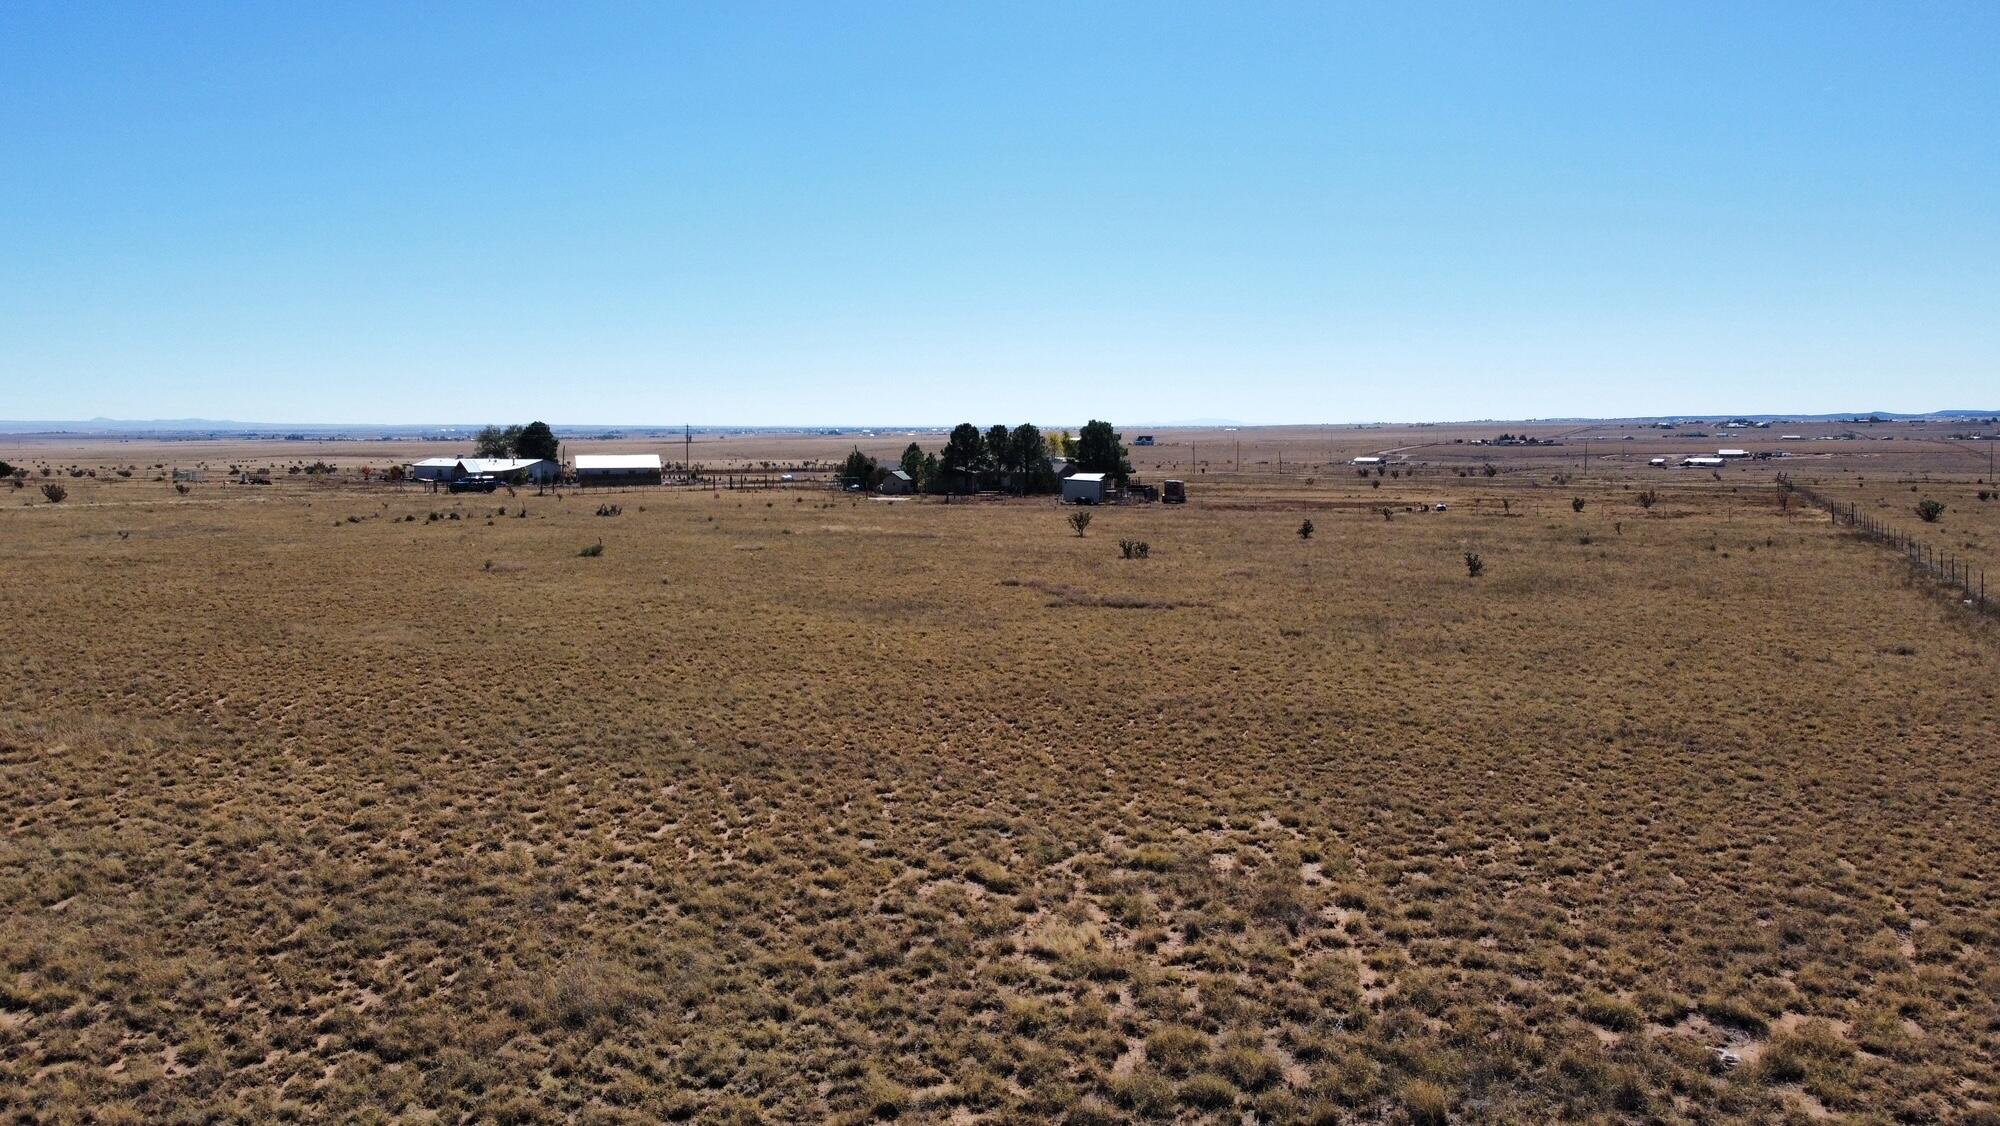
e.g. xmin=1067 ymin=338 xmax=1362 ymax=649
xmin=1716 ymin=449 xmax=1751 ymax=459
xmin=409 ymin=457 xmax=462 ymax=482
xmin=171 ymin=468 xmax=206 ymax=482
xmin=1682 ymin=456 xmax=1726 ymax=468
xmin=1350 ymin=456 xmax=1383 ymax=466
xmin=879 ymin=469 xmax=914 ymax=495
xmin=456 ymin=457 xmax=558 ymax=483
xmin=1062 ymin=472 xmax=1108 ymax=504
xmin=574 ymin=453 xmax=664 ymax=485
xmin=1133 ymin=435 xmax=1156 ymax=446
xmin=1050 ymin=456 xmax=1076 ymax=479
xmin=1648 ymin=457 xmax=1669 ymax=466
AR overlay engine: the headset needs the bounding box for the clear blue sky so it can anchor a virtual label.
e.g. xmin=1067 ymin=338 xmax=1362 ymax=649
xmin=3 ymin=2 xmax=1995 ymax=425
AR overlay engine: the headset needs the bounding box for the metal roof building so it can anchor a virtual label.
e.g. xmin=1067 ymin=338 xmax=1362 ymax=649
xmin=574 ymin=453 xmax=664 ymax=485
xmin=1061 ymin=472 xmax=1108 ymax=504
xmin=408 ymin=457 xmax=557 ymax=483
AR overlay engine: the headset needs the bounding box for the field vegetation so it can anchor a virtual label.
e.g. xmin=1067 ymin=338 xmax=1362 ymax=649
xmin=2 ymin=430 xmax=1997 ymax=1123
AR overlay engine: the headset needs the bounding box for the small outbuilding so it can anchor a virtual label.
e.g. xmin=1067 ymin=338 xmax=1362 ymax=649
xmin=574 ymin=453 xmax=664 ymax=485
xmin=409 ymin=457 xmax=462 ymax=482
xmin=1648 ymin=457 xmax=1668 ymax=467
xmin=1716 ymin=448 xmax=1750 ymax=459
xmin=879 ymin=469 xmax=914 ymax=495
xmin=1350 ymin=456 xmax=1383 ymax=466
xmin=1062 ymin=472 xmax=1108 ymax=504
xmin=1682 ymin=456 xmax=1726 ymax=468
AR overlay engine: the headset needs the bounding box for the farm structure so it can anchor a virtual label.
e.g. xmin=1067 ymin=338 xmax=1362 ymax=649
xmin=574 ymin=454 xmax=664 ymax=486
xmin=1061 ymin=472 xmax=1108 ymax=504
xmin=879 ymin=470 xmax=914 ymax=495
xmin=407 ymin=457 xmax=557 ymax=484
xmin=1163 ymin=479 xmax=1187 ymax=503
xmin=1351 ymin=456 xmax=1383 ymax=466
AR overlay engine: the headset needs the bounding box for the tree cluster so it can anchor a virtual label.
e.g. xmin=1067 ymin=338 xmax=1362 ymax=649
xmin=474 ymin=421 xmax=560 ymax=462
xmin=841 ymin=420 xmax=1133 ymax=495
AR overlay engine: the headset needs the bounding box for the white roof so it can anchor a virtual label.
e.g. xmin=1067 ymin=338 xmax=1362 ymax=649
xmin=575 ymin=454 xmax=663 ymax=470
xmin=1068 ymin=472 xmax=1108 ymax=483
xmin=412 ymin=457 xmax=461 ymax=468
xmin=456 ymin=458 xmax=547 ymax=473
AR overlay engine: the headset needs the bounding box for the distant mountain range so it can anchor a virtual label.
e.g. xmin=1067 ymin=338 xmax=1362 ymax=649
xmin=0 ymin=410 xmax=1992 ymax=438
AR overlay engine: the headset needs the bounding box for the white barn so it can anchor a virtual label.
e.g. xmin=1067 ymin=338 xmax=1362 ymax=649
xmin=1062 ymin=472 xmax=1108 ymax=504
xmin=575 ymin=453 xmax=664 ymax=485
xmin=409 ymin=457 xmax=461 ymax=482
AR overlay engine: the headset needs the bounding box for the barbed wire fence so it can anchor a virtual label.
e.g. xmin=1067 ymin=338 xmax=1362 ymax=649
xmin=1778 ymin=473 xmax=1989 ymax=615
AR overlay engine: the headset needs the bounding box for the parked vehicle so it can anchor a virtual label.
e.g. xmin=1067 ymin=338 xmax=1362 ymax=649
xmin=448 ymin=474 xmax=500 ymax=494
xmin=1163 ymin=479 xmax=1187 ymax=504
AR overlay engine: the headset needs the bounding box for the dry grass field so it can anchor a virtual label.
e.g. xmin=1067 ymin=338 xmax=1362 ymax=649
xmin=3 ymin=432 xmax=1998 ymax=1124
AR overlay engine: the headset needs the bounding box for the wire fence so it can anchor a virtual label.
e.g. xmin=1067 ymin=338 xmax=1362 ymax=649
xmin=1778 ymin=474 xmax=1990 ymax=615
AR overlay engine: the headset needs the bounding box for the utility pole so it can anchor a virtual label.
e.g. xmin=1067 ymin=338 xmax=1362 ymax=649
xmin=684 ymin=424 xmax=691 ymax=482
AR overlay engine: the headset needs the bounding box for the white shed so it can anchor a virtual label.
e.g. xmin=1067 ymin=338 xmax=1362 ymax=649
xmin=1062 ymin=472 xmax=1108 ymax=504
xmin=1350 ymin=456 xmax=1384 ymax=466
xmin=574 ymin=453 xmax=664 ymax=485
xmin=409 ymin=457 xmax=462 ymax=482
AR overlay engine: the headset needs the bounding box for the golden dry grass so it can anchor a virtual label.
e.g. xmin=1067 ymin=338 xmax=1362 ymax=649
xmin=2 ymin=444 xmax=1997 ymax=1123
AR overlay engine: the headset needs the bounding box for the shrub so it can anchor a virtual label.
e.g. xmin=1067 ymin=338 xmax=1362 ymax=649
xmin=1636 ymin=489 xmax=1658 ymax=509
xmin=1118 ymin=539 xmax=1150 ymax=559
xmin=1579 ymin=992 xmax=1642 ymax=1031
xmin=1915 ymin=499 xmax=1944 ymax=522
xmin=1297 ymin=519 xmax=1314 ymax=540
xmin=1400 ymin=1078 xmax=1450 ymax=1125
xmin=1464 ymin=552 xmax=1484 ymax=578
xmin=174 ymin=483 xmax=191 ymax=495
xmin=1483 ymin=463 xmax=1498 ymax=477
xmin=1178 ymin=1072 xmax=1237 ymax=1110
xmin=1145 ymin=1024 xmax=1208 ymax=1075
xmin=40 ymin=483 xmax=66 ymax=503
xmin=595 ymin=504 xmax=622 ymax=517
xmin=1067 ymin=511 xmax=1092 ymax=537
xmin=579 ymin=542 xmax=605 ymax=557
xmin=1571 ymin=497 xmax=1586 ymax=512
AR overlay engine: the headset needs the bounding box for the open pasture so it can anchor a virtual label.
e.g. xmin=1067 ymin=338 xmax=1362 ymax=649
xmin=2 ymin=447 xmax=1997 ymax=1124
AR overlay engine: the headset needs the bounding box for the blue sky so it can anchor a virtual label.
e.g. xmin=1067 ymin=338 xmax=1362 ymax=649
xmin=3 ymin=2 xmax=1994 ymax=425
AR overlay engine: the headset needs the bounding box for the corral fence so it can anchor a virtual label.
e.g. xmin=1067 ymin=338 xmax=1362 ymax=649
xmin=1778 ymin=474 xmax=1990 ymax=615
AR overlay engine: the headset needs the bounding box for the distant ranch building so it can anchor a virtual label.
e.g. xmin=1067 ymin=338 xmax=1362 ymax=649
xmin=879 ymin=469 xmax=914 ymax=495
xmin=408 ymin=457 xmax=557 ymax=484
xmin=574 ymin=453 xmax=664 ymax=485
xmin=1350 ymin=456 xmax=1383 ymax=466
xmin=409 ymin=457 xmax=462 ymax=482
xmin=1062 ymin=472 xmax=1108 ymax=504
xmin=457 ymin=458 xmax=558 ymax=483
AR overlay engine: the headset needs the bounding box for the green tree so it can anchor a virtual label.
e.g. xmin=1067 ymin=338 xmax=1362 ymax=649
xmin=841 ymin=447 xmax=881 ymax=489
xmin=473 ymin=425 xmax=511 ymax=457
xmin=939 ymin=423 xmax=985 ymax=491
xmin=899 ymin=442 xmax=927 ymax=490
xmin=985 ymin=425 xmax=1014 ymax=473
xmin=1073 ymin=419 xmax=1132 ymax=485
xmin=1009 ymin=424 xmax=1055 ymax=494
xmin=514 ymin=421 xmax=559 ymax=461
